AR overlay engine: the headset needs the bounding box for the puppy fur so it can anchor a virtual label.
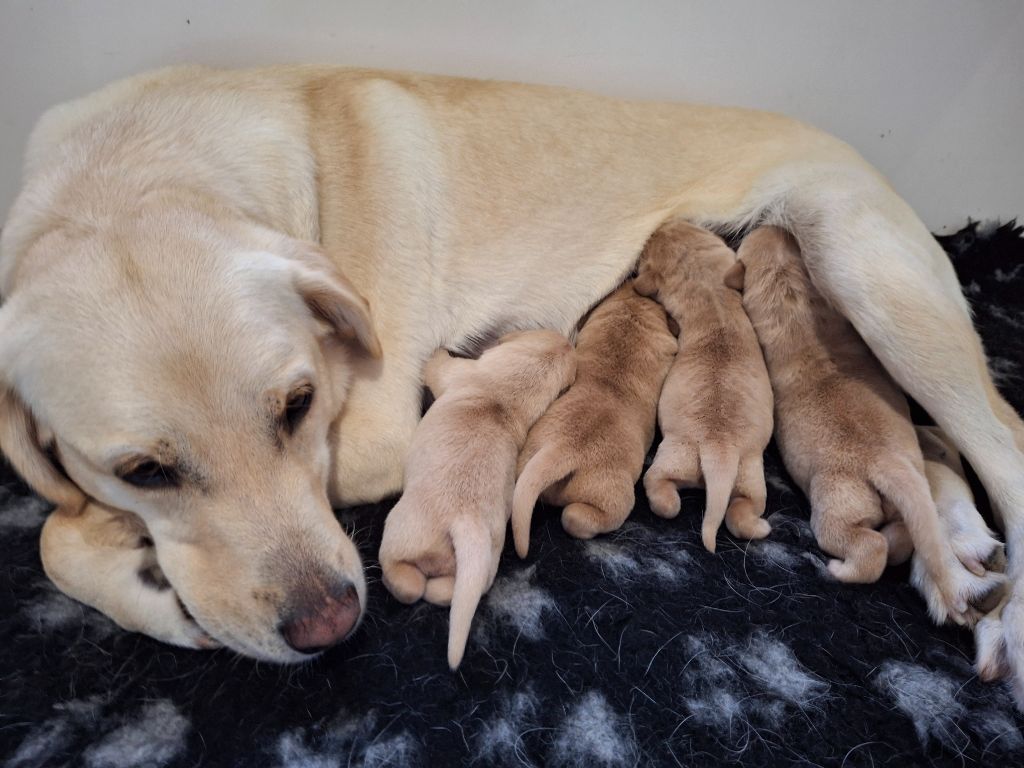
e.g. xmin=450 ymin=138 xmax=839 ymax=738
xmin=512 ymin=282 xmax=677 ymax=555
xmin=634 ymin=221 xmax=774 ymax=553
xmin=739 ymin=227 xmax=1006 ymax=620
xmin=378 ymin=330 xmax=575 ymax=669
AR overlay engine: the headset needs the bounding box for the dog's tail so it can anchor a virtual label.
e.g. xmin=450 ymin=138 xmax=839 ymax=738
xmin=512 ymin=443 xmax=576 ymax=558
xmin=700 ymin=445 xmax=740 ymax=553
xmin=448 ymin=520 xmax=493 ymax=670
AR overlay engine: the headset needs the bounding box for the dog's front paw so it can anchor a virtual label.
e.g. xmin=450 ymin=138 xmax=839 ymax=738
xmin=128 ymin=557 xmax=220 ymax=650
xmin=145 ymin=588 xmax=222 ymax=650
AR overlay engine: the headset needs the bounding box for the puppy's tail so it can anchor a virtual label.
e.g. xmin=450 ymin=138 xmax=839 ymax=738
xmin=700 ymin=446 xmax=740 ymax=553
xmin=448 ymin=521 xmax=493 ymax=670
xmin=512 ymin=444 xmax=575 ymax=558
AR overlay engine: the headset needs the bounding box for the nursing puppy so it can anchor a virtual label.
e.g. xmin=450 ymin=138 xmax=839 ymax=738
xmin=511 ymin=282 xmax=677 ymax=556
xmin=379 ymin=329 xmax=575 ymax=669
xmin=915 ymin=425 xmax=1007 ymax=675
xmin=739 ymin=227 xmax=1005 ymax=614
xmin=635 ymin=221 xmax=773 ymax=553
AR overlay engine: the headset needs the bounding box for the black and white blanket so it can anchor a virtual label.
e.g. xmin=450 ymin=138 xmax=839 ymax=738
xmin=2 ymin=222 xmax=1023 ymax=767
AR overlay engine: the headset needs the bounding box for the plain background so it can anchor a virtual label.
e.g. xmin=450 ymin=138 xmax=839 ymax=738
xmin=1 ymin=0 xmax=1021 ymax=232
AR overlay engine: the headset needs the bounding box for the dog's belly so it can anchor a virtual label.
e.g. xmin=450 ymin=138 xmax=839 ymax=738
xmin=308 ymin=69 xmax=869 ymax=503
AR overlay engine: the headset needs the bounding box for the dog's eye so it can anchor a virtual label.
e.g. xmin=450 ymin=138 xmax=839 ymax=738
xmin=119 ymin=460 xmax=179 ymax=489
xmin=284 ymin=386 xmax=315 ymax=434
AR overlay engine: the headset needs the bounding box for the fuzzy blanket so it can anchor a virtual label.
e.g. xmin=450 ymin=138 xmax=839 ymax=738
xmin=2 ymin=222 xmax=1023 ymax=767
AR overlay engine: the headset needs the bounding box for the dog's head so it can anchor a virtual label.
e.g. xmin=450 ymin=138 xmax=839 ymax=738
xmin=0 ymin=202 xmax=380 ymax=661
xmin=634 ymin=220 xmax=743 ymax=302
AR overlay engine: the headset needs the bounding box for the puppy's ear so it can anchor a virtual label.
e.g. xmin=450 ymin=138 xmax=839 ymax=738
xmin=423 ymin=349 xmax=474 ymax=398
xmin=287 ymin=242 xmax=382 ymax=358
xmin=723 ymin=261 xmax=746 ymax=292
xmin=631 ymin=271 xmax=657 ymax=298
xmin=0 ymin=387 xmax=85 ymax=512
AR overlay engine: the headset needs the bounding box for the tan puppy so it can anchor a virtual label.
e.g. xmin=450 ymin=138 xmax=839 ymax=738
xmin=634 ymin=221 xmax=774 ymax=553
xmin=739 ymin=227 xmax=1005 ymax=617
xmin=379 ymin=330 xmax=575 ymax=669
xmin=511 ymin=282 xmax=677 ymax=555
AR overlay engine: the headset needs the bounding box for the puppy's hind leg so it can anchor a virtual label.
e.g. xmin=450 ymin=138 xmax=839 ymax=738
xmin=644 ymin=441 xmax=700 ymax=519
xmin=726 ymin=454 xmax=771 ymax=542
xmin=561 ymin=470 xmax=637 ymax=540
xmin=808 ymin=475 xmax=888 ymax=584
xmin=40 ymin=503 xmax=219 ymax=649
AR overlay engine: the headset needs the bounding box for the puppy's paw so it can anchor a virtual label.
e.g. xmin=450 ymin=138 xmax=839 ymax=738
xmin=561 ymin=502 xmax=629 ymax=540
xmin=644 ymin=478 xmax=681 ymax=519
xmin=380 ymin=501 xmax=504 ymax=667
xmin=724 ymin=497 xmax=770 ymax=542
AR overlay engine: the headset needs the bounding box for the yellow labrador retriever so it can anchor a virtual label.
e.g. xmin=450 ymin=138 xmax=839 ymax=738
xmin=0 ymin=66 xmax=1020 ymax=694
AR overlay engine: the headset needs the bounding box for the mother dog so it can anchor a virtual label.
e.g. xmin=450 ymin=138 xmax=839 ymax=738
xmin=0 ymin=66 xmax=1019 ymax=693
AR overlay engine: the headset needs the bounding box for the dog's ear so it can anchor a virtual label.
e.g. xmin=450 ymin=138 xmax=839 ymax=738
xmin=286 ymin=242 xmax=382 ymax=358
xmin=0 ymin=300 xmax=86 ymax=512
xmin=0 ymin=387 xmax=86 ymax=512
xmin=723 ymin=261 xmax=746 ymax=292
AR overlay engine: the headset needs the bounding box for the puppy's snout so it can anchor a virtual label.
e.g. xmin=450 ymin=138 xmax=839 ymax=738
xmin=279 ymin=580 xmax=361 ymax=654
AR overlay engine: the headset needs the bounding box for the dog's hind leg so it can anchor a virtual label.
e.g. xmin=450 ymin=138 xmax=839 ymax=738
xmin=762 ymin=165 xmax=1023 ymax=694
xmin=644 ymin=441 xmax=700 ymax=519
xmin=560 ymin=470 xmax=637 ymax=540
xmin=40 ymin=502 xmax=219 ymax=649
xmin=808 ymin=474 xmax=889 ymax=583
xmin=726 ymin=454 xmax=771 ymax=542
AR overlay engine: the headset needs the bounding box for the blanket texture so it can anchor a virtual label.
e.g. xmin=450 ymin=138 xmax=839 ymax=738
xmin=1 ymin=222 xmax=1023 ymax=767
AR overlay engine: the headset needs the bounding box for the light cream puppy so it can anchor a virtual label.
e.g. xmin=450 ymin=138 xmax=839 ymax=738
xmin=2 ymin=67 xmax=1024 ymax=687
xmin=379 ymin=330 xmax=575 ymax=669
xmin=915 ymin=425 xmax=1007 ymax=679
xmin=739 ymin=227 xmax=1005 ymax=616
xmin=512 ymin=282 xmax=677 ymax=554
xmin=635 ymin=221 xmax=773 ymax=553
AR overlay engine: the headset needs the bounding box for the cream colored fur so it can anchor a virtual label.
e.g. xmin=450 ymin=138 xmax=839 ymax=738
xmin=378 ymin=330 xmax=575 ymax=668
xmin=0 ymin=66 xmax=1022 ymax=699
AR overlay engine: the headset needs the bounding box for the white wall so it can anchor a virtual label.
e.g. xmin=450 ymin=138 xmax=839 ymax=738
xmin=2 ymin=0 xmax=1021 ymax=232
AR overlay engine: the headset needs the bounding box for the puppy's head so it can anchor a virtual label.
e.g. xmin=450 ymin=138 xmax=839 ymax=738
xmin=736 ymin=225 xmax=809 ymax=324
xmin=0 ymin=205 xmax=379 ymax=661
xmin=635 ymin=221 xmax=739 ymax=300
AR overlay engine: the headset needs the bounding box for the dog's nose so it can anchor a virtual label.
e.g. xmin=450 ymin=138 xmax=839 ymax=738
xmin=279 ymin=582 xmax=361 ymax=654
